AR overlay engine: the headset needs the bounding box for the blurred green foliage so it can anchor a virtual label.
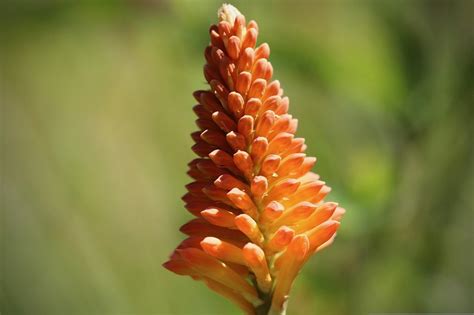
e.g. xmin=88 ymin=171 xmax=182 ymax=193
xmin=1 ymin=0 xmax=473 ymax=314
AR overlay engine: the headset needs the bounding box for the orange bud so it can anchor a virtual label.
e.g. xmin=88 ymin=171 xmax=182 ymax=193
xmin=260 ymin=201 xmax=284 ymax=225
xmin=244 ymin=98 xmax=262 ymax=117
xmin=237 ymin=115 xmax=254 ymax=143
xmin=228 ymin=92 xmax=245 ymax=118
xmin=201 ymin=237 xmax=245 ymax=265
xmin=209 ymin=149 xmax=237 ymax=173
xmin=163 ymin=259 xmax=197 ymax=277
xmin=247 ymin=20 xmax=258 ymax=31
xmin=237 ymin=48 xmax=254 ymax=73
xmin=265 ymin=178 xmax=300 ymax=202
xmin=275 ymin=96 xmax=289 ymax=115
xmin=261 ymin=96 xmax=281 ymax=116
xmin=313 ymin=185 xmax=331 ymax=203
xmin=284 ymin=180 xmax=324 ymax=206
xmin=201 ymin=129 xmax=228 ymax=148
xmin=192 ymin=141 xmax=217 ymax=157
xmin=193 ymin=104 xmax=212 ymax=119
xmin=268 ymin=114 xmax=290 ymax=140
xmin=255 ymin=43 xmax=270 ymax=60
xmin=255 ymin=110 xmax=275 ymax=137
xmin=233 ymin=150 xmax=254 ymax=179
xmin=210 ymin=79 xmax=229 ymax=105
xmin=185 ymin=181 xmax=207 ymax=195
xmin=306 ymin=220 xmax=340 ymax=253
xmin=200 ymin=90 xmax=223 ymax=112
xmin=263 ymin=62 xmax=273 ymax=81
xmin=196 ymin=159 xmax=226 ymax=178
xmin=233 ymin=14 xmax=246 ymax=38
xmin=250 ymin=175 xmax=268 ymax=200
xmin=202 ymin=185 xmax=232 ymax=204
xmin=227 ymin=188 xmax=258 ymax=218
xmin=263 ymin=80 xmax=280 ymax=99
xmin=277 ymin=153 xmax=306 ymax=177
xmin=260 ymin=154 xmax=281 ymax=176
xmin=252 ymin=58 xmax=268 ymax=80
xmin=212 ymin=111 xmax=237 ymax=132
xmin=226 ymin=131 xmax=246 ymax=151
xmin=332 ymin=206 xmax=346 ymax=222
xmin=201 ymin=208 xmax=237 ymax=228
xmin=242 ymin=27 xmax=257 ymax=49
xmin=214 ymin=174 xmax=248 ymax=191
xmin=180 ymin=218 xmax=247 ymax=242
xmin=227 ymin=35 xmax=241 ymax=59
xmin=267 ymin=226 xmax=295 ymax=253
xmin=243 ymin=243 xmax=272 ymax=293
xmin=248 ymin=78 xmax=267 ymax=99
xmin=250 ymin=137 xmax=268 ymax=164
xmin=234 ymin=214 xmax=264 ymax=245
xmin=236 ymin=71 xmax=252 ymax=95
xmin=267 ymin=132 xmax=294 ymax=155
xmin=217 ymin=21 xmax=232 ymax=39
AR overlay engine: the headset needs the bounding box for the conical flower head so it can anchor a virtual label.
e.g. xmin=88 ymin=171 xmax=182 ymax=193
xmin=163 ymin=4 xmax=345 ymax=314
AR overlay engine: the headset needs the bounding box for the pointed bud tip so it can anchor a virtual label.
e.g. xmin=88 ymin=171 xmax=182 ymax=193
xmin=218 ymin=4 xmax=242 ymax=25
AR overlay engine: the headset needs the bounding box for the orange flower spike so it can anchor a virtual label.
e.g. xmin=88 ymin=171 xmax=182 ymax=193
xmin=166 ymin=4 xmax=346 ymax=314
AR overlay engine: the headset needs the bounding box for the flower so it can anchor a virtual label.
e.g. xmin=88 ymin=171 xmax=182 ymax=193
xmin=163 ymin=4 xmax=345 ymax=314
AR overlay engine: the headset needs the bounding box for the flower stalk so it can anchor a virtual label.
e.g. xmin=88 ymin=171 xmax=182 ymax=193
xmin=163 ymin=4 xmax=345 ymax=314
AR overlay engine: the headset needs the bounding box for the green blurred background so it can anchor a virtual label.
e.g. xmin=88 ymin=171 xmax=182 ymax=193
xmin=1 ymin=0 xmax=473 ymax=314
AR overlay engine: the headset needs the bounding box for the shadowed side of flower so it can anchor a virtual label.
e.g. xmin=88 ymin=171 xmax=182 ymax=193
xmin=163 ymin=4 xmax=345 ymax=314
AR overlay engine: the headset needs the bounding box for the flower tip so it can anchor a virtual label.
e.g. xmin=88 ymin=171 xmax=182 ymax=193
xmin=332 ymin=207 xmax=346 ymax=221
xmin=289 ymin=234 xmax=310 ymax=260
xmin=163 ymin=259 xmax=197 ymax=276
xmin=200 ymin=236 xmax=222 ymax=255
xmin=218 ymin=4 xmax=242 ymax=25
xmin=243 ymin=242 xmax=265 ymax=264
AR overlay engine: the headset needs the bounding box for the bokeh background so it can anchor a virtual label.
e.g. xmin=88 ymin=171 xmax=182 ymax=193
xmin=2 ymin=0 xmax=473 ymax=314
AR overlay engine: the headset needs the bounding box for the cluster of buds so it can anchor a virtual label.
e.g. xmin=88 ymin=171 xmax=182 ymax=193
xmin=163 ymin=4 xmax=345 ymax=315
